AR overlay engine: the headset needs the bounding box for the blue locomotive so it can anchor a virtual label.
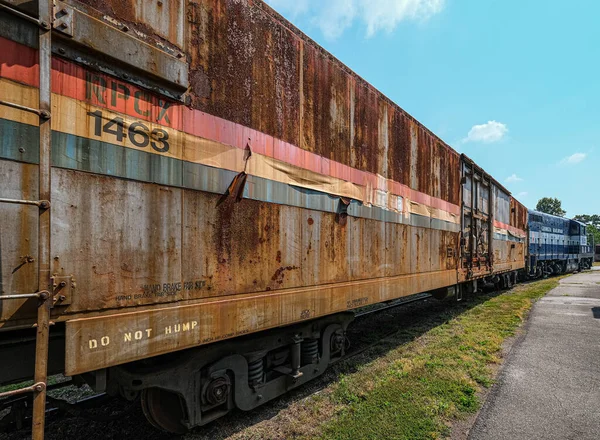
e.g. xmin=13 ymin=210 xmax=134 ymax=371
xmin=527 ymin=210 xmax=595 ymax=278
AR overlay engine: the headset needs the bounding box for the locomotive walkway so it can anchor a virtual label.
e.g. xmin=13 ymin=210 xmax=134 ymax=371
xmin=469 ymin=268 xmax=600 ymax=440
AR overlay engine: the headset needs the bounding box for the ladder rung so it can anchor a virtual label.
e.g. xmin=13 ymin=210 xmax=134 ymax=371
xmin=0 ymin=100 xmax=51 ymax=118
xmin=0 ymin=382 xmax=46 ymax=399
xmin=0 ymin=198 xmax=50 ymax=209
xmin=0 ymin=291 xmax=50 ymax=301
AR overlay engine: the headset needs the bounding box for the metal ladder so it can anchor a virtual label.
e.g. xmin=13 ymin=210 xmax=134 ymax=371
xmin=0 ymin=1 xmax=53 ymax=439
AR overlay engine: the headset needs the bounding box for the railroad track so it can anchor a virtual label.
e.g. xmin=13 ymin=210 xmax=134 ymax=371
xmin=355 ymin=293 xmax=433 ymax=318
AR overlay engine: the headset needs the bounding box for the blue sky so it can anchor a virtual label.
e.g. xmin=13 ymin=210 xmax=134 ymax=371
xmin=264 ymin=0 xmax=598 ymax=216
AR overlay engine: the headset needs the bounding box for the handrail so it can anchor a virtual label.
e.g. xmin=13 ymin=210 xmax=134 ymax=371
xmin=0 ymin=100 xmax=51 ymax=118
xmin=0 ymin=382 xmax=46 ymax=399
xmin=0 ymin=291 xmax=50 ymax=301
xmin=0 ymin=198 xmax=50 ymax=209
xmin=0 ymin=1 xmax=49 ymax=29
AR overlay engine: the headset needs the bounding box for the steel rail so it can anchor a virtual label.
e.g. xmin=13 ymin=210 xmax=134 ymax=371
xmin=355 ymin=293 xmax=432 ymax=318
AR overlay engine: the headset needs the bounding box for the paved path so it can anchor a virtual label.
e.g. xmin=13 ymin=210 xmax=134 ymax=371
xmin=469 ymin=268 xmax=600 ymax=440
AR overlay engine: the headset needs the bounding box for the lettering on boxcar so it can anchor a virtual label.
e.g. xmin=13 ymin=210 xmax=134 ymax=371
xmin=85 ymin=72 xmax=172 ymax=124
xmin=124 ymin=329 xmax=152 ymax=342
xmin=87 ymin=110 xmax=170 ymax=153
xmin=115 ymin=280 xmax=210 ymax=303
xmin=346 ymin=297 xmax=369 ymax=309
xmin=164 ymin=321 xmax=198 ymax=335
xmin=88 ymin=336 xmax=111 ymax=349
xmin=87 ymin=320 xmax=200 ymax=351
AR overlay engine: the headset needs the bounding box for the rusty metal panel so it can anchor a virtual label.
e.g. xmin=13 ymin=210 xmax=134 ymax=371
xmin=386 ymin=105 xmax=411 ymax=188
xmin=188 ymin=0 xmax=300 ymax=146
xmin=351 ymin=81 xmax=380 ymax=173
xmin=357 ymin=215 xmax=386 ymax=280
xmin=300 ymin=40 xmax=352 ymax=164
xmin=182 ymin=191 xmax=304 ymax=298
xmin=301 ymin=209 xmax=350 ymax=286
xmin=384 ymin=222 xmax=410 ymax=277
xmin=510 ymin=197 xmax=528 ymax=231
xmin=50 ymin=168 xmax=183 ymax=312
xmin=0 ymin=160 xmax=39 ymax=324
xmin=416 ymin=126 xmax=433 ymax=196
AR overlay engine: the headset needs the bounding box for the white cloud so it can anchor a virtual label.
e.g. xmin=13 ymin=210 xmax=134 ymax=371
xmin=517 ymin=191 xmax=528 ymax=198
xmin=265 ymin=0 xmax=445 ymax=40
xmin=360 ymin=0 xmax=445 ymax=37
xmin=266 ymin=0 xmax=311 ymax=18
xmin=560 ymin=152 xmax=587 ymax=165
xmin=462 ymin=121 xmax=508 ymax=144
xmin=505 ymin=174 xmax=523 ymax=183
xmin=311 ymin=0 xmax=357 ymax=40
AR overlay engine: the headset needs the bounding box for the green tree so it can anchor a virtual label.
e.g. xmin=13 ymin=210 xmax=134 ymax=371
xmin=535 ymin=197 xmax=566 ymax=217
xmin=573 ymin=214 xmax=600 ymax=246
xmin=588 ymin=225 xmax=600 ymax=246
xmin=573 ymin=214 xmax=600 ymax=228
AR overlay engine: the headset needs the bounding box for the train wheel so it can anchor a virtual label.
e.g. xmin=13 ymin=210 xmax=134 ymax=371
xmin=141 ymin=388 xmax=188 ymax=434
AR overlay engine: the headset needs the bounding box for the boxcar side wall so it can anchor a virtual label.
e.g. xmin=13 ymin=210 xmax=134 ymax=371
xmin=0 ymin=0 xmax=524 ymax=377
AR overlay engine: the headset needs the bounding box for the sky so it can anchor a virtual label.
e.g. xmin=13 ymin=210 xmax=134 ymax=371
xmin=264 ymin=0 xmax=598 ymax=216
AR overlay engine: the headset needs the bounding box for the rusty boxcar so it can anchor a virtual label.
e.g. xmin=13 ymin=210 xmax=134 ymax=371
xmin=0 ymin=0 xmax=527 ymax=435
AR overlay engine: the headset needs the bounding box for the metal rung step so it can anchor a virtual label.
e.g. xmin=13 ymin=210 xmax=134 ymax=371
xmin=0 ymin=198 xmax=50 ymax=209
xmin=0 ymin=2 xmax=51 ymax=29
xmin=0 ymin=100 xmax=50 ymax=118
xmin=0 ymin=291 xmax=50 ymax=301
xmin=0 ymin=382 xmax=46 ymax=399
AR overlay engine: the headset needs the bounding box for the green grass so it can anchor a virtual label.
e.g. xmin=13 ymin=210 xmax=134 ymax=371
xmin=315 ymin=278 xmax=562 ymax=440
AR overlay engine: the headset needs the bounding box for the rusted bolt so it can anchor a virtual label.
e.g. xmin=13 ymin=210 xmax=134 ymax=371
xmin=40 ymin=21 xmax=50 ymax=30
xmin=39 ymin=110 xmax=51 ymax=119
xmin=59 ymin=281 xmax=67 ymax=288
xmin=177 ymin=52 xmax=184 ymax=59
xmin=54 ymin=256 xmax=59 ymax=260
xmin=39 ymin=200 xmax=51 ymax=210
xmin=58 ymin=295 xmax=66 ymax=301
xmin=122 ymin=25 xmax=129 ymax=32
xmin=38 ymin=291 xmax=49 ymax=301
xmin=18 ymin=147 xmax=25 ymax=153
xmin=56 ymin=22 xmax=68 ymax=30
xmin=33 ymin=383 xmax=45 ymax=392
xmin=122 ymin=73 xmax=129 ymax=80
xmin=26 ymin=256 xmax=35 ymax=263
xmin=58 ymin=47 xmax=66 ymax=54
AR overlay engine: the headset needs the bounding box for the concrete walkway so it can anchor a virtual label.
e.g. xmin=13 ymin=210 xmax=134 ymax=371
xmin=469 ymin=268 xmax=600 ymax=440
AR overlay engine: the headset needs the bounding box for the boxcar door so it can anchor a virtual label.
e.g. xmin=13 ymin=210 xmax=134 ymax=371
xmin=460 ymin=157 xmax=493 ymax=279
